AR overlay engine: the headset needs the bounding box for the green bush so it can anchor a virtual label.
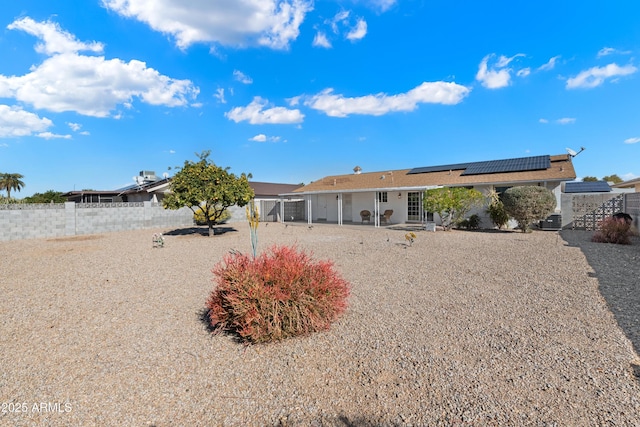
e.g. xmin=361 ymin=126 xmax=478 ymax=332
xmin=206 ymin=245 xmax=350 ymax=344
xmin=458 ymin=214 xmax=481 ymax=230
xmin=591 ymin=217 xmax=632 ymax=245
xmin=502 ymin=186 xmax=556 ymax=233
xmin=194 ymin=206 xmax=230 ymax=225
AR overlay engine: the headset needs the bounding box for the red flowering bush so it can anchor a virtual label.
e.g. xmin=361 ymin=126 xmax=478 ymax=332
xmin=591 ymin=216 xmax=632 ymax=245
xmin=206 ymin=245 xmax=350 ymax=344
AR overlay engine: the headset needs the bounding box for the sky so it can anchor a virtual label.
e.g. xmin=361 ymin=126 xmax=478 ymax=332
xmin=0 ymin=0 xmax=639 ymax=197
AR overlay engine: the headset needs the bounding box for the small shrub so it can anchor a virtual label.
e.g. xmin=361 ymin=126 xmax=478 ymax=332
xmin=592 ymin=217 xmax=632 ymax=245
xmin=458 ymin=214 xmax=481 ymax=230
xmin=194 ymin=206 xmax=230 ymax=225
xmin=486 ymin=201 xmax=510 ymax=229
xmin=404 ymin=232 xmax=416 ymax=246
xmin=206 ymin=245 xmax=350 ymax=344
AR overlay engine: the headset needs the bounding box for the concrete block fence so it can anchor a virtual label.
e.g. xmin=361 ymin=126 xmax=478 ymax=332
xmin=0 ymin=202 xmax=194 ymax=242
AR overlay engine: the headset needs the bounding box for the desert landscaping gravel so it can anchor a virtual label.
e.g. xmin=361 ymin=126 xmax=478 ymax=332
xmin=1 ymin=223 xmax=639 ymax=426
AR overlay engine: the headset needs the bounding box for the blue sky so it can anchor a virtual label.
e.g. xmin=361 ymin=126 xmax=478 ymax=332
xmin=1 ymin=0 xmax=638 ymax=197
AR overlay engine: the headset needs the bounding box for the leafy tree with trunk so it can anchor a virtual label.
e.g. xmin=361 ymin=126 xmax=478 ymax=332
xmin=582 ymin=176 xmax=598 ymax=182
xmin=423 ymin=187 xmax=484 ymax=231
xmin=502 ymin=186 xmax=556 ymax=233
xmin=0 ymin=173 xmax=25 ymax=199
xmin=162 ymin=151 xmax=254 ymax=237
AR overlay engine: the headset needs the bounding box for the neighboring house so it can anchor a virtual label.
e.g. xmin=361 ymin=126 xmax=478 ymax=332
xmin=612 ymin=177 xmax=640 ymax=192
xmin=283 ymin=154 xmax=576 ymax=227
xmin=64 ymin=171 xmax=169 ymax=203
xmin=64 ymin=172 xmax=302 ymax=223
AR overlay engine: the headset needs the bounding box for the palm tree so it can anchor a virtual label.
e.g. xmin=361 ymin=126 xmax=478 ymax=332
xmin=0 ymin=173 xmax=25 ymax=199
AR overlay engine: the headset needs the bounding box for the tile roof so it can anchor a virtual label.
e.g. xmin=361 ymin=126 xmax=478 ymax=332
xmin=293 ymin=154 xmax=576 ymax=194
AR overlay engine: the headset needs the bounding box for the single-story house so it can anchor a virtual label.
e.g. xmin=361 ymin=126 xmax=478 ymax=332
xmin=281 ymin=154 xmax=576 ymax=227
xmin=612 ymin=177 xmax=640 ymax=193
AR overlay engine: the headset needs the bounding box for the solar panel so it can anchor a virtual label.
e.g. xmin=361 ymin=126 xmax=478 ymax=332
xmin=407 ymin=162 xmax=473 ymax=175
xmin=408 ymin=155 xmax=551 ymax=176
xmin=564 ymin=181 xmax=611 ymax=193
xmin=461 ymin=155 xmax=550 ymax=175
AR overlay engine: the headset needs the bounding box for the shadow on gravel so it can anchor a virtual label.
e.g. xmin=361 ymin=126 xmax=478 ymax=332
xmin=164 ymin=226 xmax=238 ymax=236
xmin=560 ymin=230 xmax=640 ymax=366
xmin=197 ymin=307 xmax=246 ymax=344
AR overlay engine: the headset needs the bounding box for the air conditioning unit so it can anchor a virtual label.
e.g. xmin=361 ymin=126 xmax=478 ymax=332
xmin=539 ymin=214 xmax=562 ymax=230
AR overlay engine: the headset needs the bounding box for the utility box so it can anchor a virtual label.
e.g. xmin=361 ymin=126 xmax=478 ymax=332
xmin=539 ymin=214 xmax=562 ymax=230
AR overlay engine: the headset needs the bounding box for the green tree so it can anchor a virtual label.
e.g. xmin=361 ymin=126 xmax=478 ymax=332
xmin=423 ymin=187 xmax=484 ymax=231
xmin=602 ymin=174 xmax=623 ymax=184
xmin=582 ymin=176 xmax=598 ymax=182
xmin=23 ymin=190 xmax=66 ymax=203
xmin=162 ymin=151 xmax=254 ymax=237
xmin=502 ymin=186 xmax=556 ymax=233
xmin=0 ymin=173 xmax=25 ymax=199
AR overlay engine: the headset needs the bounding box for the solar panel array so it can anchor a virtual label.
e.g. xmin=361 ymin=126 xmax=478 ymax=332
xmin=408 ymin=155 xmax=551 ymax=176
xmin=564 ymin=181 xmax=611 ymax=193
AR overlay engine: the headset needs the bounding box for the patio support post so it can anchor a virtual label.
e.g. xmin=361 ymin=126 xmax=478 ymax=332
xmin=337 ymin=193 xmax=343 ymax=225
xmin=307 ymin=197 xmax=312 ymax=225
xmin=279 ymin=197 xmax=285 ymax=223
xmin=374 ymin=193 xmax=380 ymax=228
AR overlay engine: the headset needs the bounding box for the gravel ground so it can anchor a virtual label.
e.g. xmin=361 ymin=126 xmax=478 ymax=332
xmin=1 ymin=223 xmax=639 ymax=426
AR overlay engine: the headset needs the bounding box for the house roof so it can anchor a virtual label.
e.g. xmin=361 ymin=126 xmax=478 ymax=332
xmin=564 ymin=181 xmax=611 ymax=193
xmin=292 ymin=154 xmax=576 ymax=194
xmin=612 ymin=177 xmax=640 ymax=189
xmin=250 ymin=181 xmax=301 ymax=197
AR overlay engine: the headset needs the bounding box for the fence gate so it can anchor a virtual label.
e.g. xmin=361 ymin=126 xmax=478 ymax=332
xmin=571 ymin=194 xmax=624 ymax=230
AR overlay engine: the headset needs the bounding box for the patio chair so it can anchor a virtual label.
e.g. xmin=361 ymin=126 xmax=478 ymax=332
xmin=360 ymin=210 xmax=371 ymax=223
xmin=381 ymin=209 xmax=393 ymax=224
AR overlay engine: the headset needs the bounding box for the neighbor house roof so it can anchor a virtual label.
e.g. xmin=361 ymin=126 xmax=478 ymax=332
xmin=612 ymin=177 xmax=640 ymax=189
xmin=292 ymin=154 xmax=576 ymax=194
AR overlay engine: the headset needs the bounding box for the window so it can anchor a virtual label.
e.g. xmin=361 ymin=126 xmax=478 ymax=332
xmin=377 ymin=191 xmax=388 ymax=202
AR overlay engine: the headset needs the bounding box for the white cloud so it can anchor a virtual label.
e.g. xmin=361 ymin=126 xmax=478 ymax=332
xmin=249 ymin=134 xmax=281 ymax=142
xmin=476 ymin=54 xmax=526 ymax=89
xmin=539 ymin=118 xmax=549 ymax=124
xmin=566 ymin=63 xmax=637 ymax=89
xmin=302 ymin=81 xmax=470 ymax=117
xmin=250 ymin=134 xmax=267 ymax=142
xmin=368 ymin=0 xmax=397 ymax=12
xmin=556 ymin=117 xmax=576 ymax=124
xmin=516 ymin=68 xmax=531 ymax=77
xmin=67 ymin=122 xmax=81 ymax=131
xmin=313 ymin=32 xmax=331 ymax=48
xmin=233 ymin=70 xmax=253 ymax=84
xmin=226 ymin=97 xmax=304 ymax=124
xmin=597 ymin=47 xmax=632 ymax=58
xmin=37 ymin=132 xmax=72 ymax=140
xmin=622 ymin=173 xmax=638 ymax=181
xmin=7 ymin=17 xmax=103 ymax=55
xmin=101 ymin=0 xmax=313 ymax=50
xmin=537 ymin=55 xmax=560 ymax=71
xmin=0 ymin=105 xmax=53 ymax=138
xmin=624 ymin=137 xmax=640 ymax=144
xmin=214 ymin=88 xmax=226 ymax=104
xmin=346 ymin=19 xmax=367 ymax=41
xmin=2 ymin=18 xmax=199 ymax=117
